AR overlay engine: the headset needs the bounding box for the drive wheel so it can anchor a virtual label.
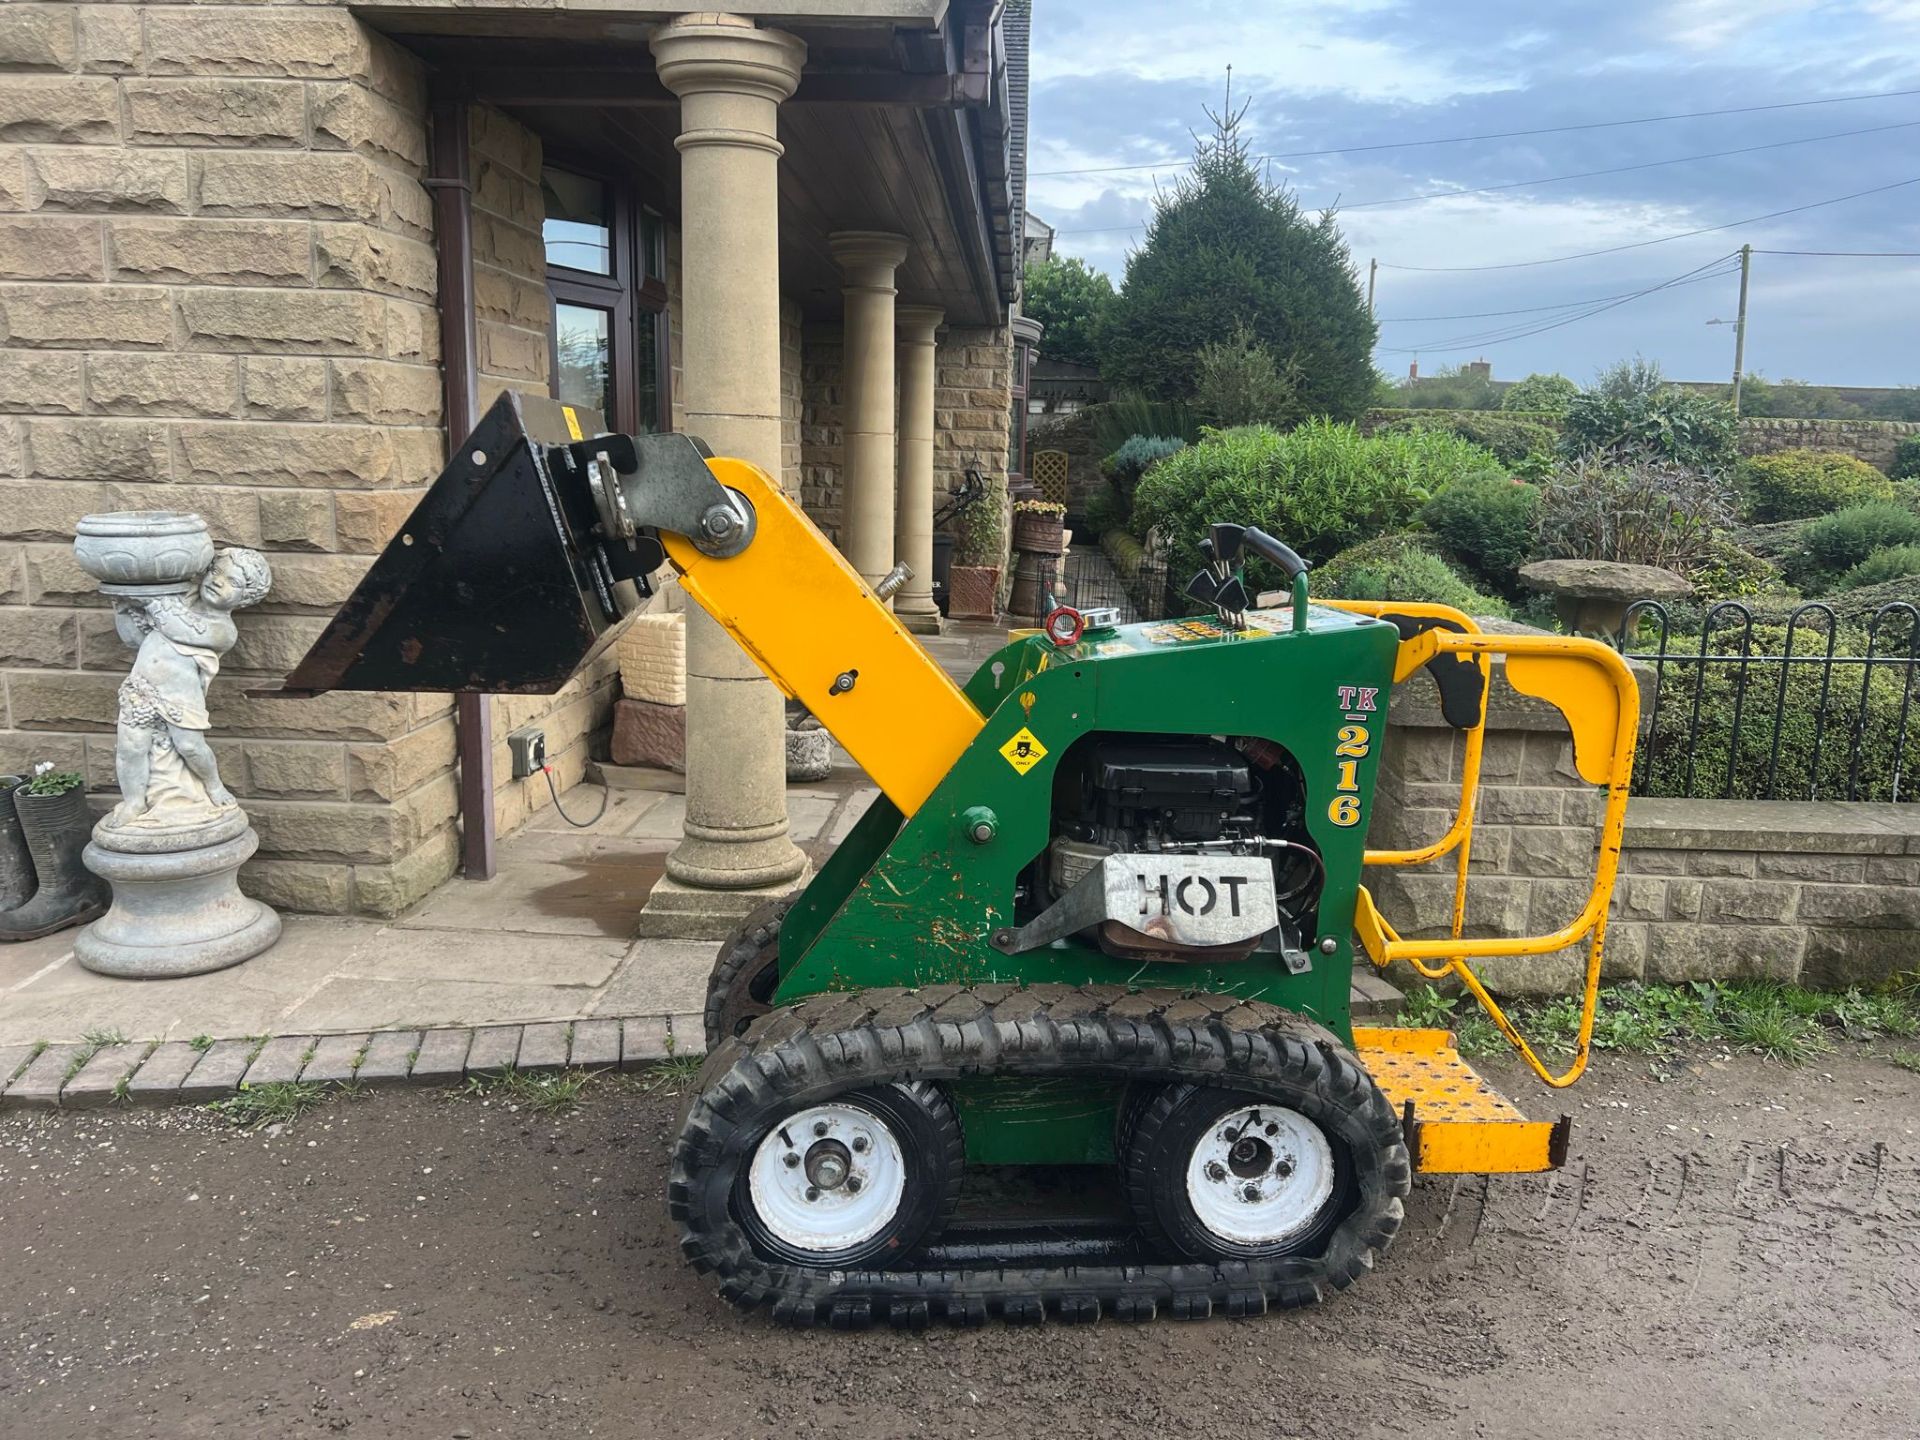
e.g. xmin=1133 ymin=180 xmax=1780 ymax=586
xmin=1125 ymin=1053 xmax=1395 ymax=1266
xmin=731 ymin=1082 xmax=964 ymax=1269
xmin=703 ymin=897 xmax=793 ymax=1049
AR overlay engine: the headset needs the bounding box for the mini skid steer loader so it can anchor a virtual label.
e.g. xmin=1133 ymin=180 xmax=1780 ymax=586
xmin=281 ymin=393 xmax=1639 ymax=1328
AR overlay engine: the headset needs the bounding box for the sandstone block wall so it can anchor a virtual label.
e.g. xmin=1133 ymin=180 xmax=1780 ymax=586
xmin=1366 ymin=635 xmax=1920 ymax=994
xmin=1736 ymin=416 xmax=1920 ymax=472
xmin=0 ymin=2 xmax=457 ymax=916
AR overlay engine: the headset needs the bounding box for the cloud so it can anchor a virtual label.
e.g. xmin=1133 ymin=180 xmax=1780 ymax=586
xmin=1028 ymin=0 xmax=1920 ymax=384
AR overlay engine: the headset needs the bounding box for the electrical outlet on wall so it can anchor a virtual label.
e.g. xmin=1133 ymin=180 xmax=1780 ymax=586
xmin=508 ymin=727 xmax=547 ymax=779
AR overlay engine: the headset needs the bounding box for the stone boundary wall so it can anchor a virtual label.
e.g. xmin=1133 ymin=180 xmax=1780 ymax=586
xmin=1736 ymin=416 xmax=1920 ymax=472
xmin=1366 ymin=625 xmax=1920 ymax=994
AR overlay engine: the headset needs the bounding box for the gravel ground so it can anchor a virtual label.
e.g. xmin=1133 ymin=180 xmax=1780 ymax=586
xmin=2 ymin=1048 xmax=1917 ymax=1440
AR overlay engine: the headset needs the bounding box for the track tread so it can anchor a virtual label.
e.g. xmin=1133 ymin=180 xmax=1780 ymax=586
xmin=671 ymin=985 xmax=1411 ymax=1329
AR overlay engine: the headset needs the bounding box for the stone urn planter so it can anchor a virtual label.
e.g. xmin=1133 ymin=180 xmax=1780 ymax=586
xmin=1518 ymin=558 xmax=1692 ymax=637
xmin=947 ymin=564 xmax=1001 ymax=620
xmin=73 ymin=511 xmax=217 ymax=593
xmin=1011 ymin=506 xmax=1066 ymax=556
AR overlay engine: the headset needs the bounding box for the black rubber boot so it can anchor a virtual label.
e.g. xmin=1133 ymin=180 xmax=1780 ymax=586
xmin=0 ymin=786 xmax=109 ymax=942
xmin=0 ymin=778 xmax=33 ymax=912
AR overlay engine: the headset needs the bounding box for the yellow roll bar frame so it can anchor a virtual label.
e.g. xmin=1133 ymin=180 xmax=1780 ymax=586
xmin=1325 ymin=601 xmax=1640 ymax=1090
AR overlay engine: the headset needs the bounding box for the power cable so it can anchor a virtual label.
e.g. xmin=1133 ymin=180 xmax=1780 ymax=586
xmin=1031 ymin=86 xmax=1920 ymax=178
xmin=1750 ymin=248 xmax=1920 ymax=257
xmin=1377 ymin=175 xmax=1920 ymax=272
xmin=1049 ymin=121 xmax=1920 ymax=235
xmin=1378 ymin=265 xmax=1739 ymax=324
xmin=1377 ymin=253 xmax=1739 ymax=354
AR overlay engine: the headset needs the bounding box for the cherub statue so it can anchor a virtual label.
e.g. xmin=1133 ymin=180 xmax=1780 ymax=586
xmin=106 ymin=548 xmax=272 ymax=832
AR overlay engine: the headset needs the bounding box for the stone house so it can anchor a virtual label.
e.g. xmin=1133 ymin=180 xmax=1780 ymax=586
xmin=0 ymin=1 xmax=1030 ymax=924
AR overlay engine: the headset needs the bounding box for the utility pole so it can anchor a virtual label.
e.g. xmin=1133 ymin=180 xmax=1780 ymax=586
xmin=1367 ymin=258 xmax=1377 ymax=318
xmin=1730 ymin=243 xmax=1751 ymax=416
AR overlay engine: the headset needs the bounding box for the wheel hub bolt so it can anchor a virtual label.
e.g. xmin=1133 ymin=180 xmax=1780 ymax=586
xmin=813 ymin=1120 xmax=830 ymax=1137
xmin=1274 ymin=1159 xmax=1294 ymax=1179
xmin=1205 ymin=1161 xmax=1227 ymax=1182
xmin=847 ymin=1177 xmax=862 ymax=1193
xmin=805 ymin=1186 xmax=821 ymax=1201
xmin=782 ymin=1152 xmax=801 ymax=1168
xmin=851 ymin=1136 xmax=869 ymax=1153
xmin=1242 ymin=1183 xmax=1262 ymax=1203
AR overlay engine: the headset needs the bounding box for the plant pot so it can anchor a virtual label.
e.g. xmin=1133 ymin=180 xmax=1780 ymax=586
xmin=947 ymin=565 xmax=1001 ymax=621
xmin=73 ymin=511 xmax=214 ymax=592
xmin=1012 ymin=512 xmax=1065 ymax=555
xmin=0 ymin=784 xmax=109 ymax=942
xmin=1007 ymin=551 xmax=1060 ymax=622
xmin=0 ymin=777 xmax=31 ymax=911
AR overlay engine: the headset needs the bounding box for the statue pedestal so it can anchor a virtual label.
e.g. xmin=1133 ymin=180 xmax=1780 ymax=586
xmin=75 ymin=809 xmax=280 ymax=979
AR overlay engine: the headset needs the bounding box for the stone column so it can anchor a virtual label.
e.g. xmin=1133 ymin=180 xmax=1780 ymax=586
xmin=892 ymin=304 xmax=945 ymax=633
xmin=829 ymin=231 xmax=911 ymax=591
xmin=641 ymin=14 xmax=810 ymax=935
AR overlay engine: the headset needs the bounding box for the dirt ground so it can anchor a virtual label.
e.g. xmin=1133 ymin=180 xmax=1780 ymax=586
xmin=3 ymin=1048 xmax=1917 ymax=1440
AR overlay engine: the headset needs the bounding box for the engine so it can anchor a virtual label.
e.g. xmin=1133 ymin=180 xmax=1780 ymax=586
xmin=1042 ymin=734 xmax=1324 ymax=964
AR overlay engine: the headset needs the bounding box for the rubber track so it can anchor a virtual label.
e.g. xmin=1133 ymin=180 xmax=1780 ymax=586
xmin=669 ymin=984 xmax=1412 ymax=1329
xmin=701 ymin=897 xmax=792 ymax=1051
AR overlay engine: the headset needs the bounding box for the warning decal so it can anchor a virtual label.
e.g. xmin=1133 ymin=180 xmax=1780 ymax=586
xmin=999 ymin=727 xmax=1048 ymax=775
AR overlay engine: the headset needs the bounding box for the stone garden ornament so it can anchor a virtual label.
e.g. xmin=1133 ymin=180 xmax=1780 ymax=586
xmin=70 ymin=512 xmax=282 ymax=977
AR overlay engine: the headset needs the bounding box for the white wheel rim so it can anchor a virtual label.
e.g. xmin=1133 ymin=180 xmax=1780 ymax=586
xmin=1183 ymin=1101 xmax=1336 ymax=1248
xmin=746 ymin=1101 xmax=908 ymax=1254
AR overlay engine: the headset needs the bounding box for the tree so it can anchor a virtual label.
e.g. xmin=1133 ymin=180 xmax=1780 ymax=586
xmin=1193 ymin=324 xmax=1301 ymax=426
xmin=1100 ymin=100 xmax=1377 ymax=422
xmin=1501 ymin=372 xmax=1577 ymax=415
xmin=1020 ymin=254 xmax=1114 ymax=369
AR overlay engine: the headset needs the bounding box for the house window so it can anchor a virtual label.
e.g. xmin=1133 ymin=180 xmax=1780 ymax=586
xmin=542 ymin=164 xmax=671 ymax=434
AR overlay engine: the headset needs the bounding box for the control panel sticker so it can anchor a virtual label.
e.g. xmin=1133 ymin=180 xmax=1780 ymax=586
xmin=999 ymin=727 xmax=1048 ymax=775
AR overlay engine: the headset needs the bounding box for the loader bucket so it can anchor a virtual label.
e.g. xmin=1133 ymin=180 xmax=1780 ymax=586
xmin=279 ymin=391 xmax=624 ymax=697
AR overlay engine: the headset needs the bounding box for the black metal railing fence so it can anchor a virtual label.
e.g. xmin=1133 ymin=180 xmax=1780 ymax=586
xmin=1616 ymin=598 xmax=1920 ymax=802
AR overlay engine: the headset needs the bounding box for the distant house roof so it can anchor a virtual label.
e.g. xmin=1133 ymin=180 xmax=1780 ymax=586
xmin=1024 ymin=212 xmax=1055 ymax=267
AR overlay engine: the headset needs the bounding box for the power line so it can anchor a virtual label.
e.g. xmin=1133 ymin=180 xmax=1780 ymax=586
xmin=1030 ymin=86 xmax=1920 ymax=179
xmin=1377 ymin=266 xmax=1740 ymax=323
xmin=1378 ymin=175 xmax=1920 ymax=273
xmin=1751 ymin=248 xmax=1920 ymax=257
xmin=1340 ymin=119 xmax=1920 ymax=211
xmin=1049 ymin=120 xmax=1920 ymax=235
xmin=1378 ymin=253 xmax=1739 ymax=354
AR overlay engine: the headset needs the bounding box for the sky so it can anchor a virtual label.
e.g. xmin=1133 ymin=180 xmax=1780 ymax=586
xmin=1025 ymin=1 xmax=1920 ymax=388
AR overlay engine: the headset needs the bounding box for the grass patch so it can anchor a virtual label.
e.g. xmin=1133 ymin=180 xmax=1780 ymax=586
xmin=455 ymin=1066 xmax=598 ymax=1114
xmin=188 ymin=1034 xmax=214 ymax=1053
xmin=63 ymin=1027 xmax=129 ymax=1081
xmin=1394 ymin=979 xmax=1920 ymax=1067
xmin=636 ymin=1055 xmax=706 ymax=1096
xmin=213 ymin=1081 xmax=330 ymax=1128
xmin=1888 ymin=1050 xmax=1920 ymax=1074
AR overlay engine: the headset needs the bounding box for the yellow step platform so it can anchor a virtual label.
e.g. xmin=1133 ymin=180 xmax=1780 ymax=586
xmin=1353 ymin=1026 xmax=1571 ymax=1174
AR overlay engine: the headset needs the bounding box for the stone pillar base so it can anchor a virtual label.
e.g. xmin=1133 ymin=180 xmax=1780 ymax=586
xmin=76 ymin=817 xmax=281 ymax=978
xmin=635 ymin=869 xmax=813 ymax=941
xmin=896 ymin=606 xmax=944 ymax=635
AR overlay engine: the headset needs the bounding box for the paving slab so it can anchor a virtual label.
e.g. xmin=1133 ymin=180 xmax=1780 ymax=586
xmin=356 ymin=1030 xmax=421 ymax=1084
xmin=178 ymin=1039 xmax=253 ymax=1102
xmin=625 ymin=793 xmax=688 ymax=840
xmin=465 ymin=1024 xmax=522 ymax=1075
xmin=0 ymin=1042 xmax=39 ymax=1092
xmin=620 ymin=1016 xmax=671 ymax=1068
xmin=243 ymin=1035 xmax=313 ymax=1088
xmin=329 ymin=928 xmax=631 ymax=987
xmin=784 ymin=795 xmax=840 ymax=843
xmin=568 ymin=1018 xmax=621 ymax=1068
xmin=594 ymin=939 xmax=713 ymax=1019
xmin=301 ymin=1034 xmax=370 ymax=1085
xmin=826 ymin=791 xmax=880 ymax=845
xmin=409 ymin=1028 xmax=470 ymax=1086
xmin=272 ymin=976 xmax=605 ymax=1034
xmin=62 ymin=1042 xmax=152 ymax=1109
xmin=125 ymin=1042 xmax=203 ymax=1106
xmin=8 ymin=1044 xmax=84 ymax=1107
xmin=0 ymin=933 xmax=74 ymax=990
xmin=668 ymin=1012 xmax=705 ymax=1057
xmin=516 ymin=1021 xmax=570 ymax=1072
xmin=395 ymin=859 xmax=662 ymax=940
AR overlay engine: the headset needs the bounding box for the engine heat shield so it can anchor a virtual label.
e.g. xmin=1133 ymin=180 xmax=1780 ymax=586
xmin=991 ymin=852 xmax=1280 ymax=962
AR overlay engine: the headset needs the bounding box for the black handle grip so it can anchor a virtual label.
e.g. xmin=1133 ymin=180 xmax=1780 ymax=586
xmin=1242 ymin=526 xmax=1310 ymax=583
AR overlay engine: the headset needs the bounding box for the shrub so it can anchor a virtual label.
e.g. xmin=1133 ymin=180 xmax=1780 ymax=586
xmin=1890 ymin=436 xmax=1920 ymax=482
xmin=1501 ymin=373 xmax=1578 ymax=416
xmin=1090 ymin=392 xmax=1198 ymax=455
xmin=1130 ymin=419 xmax=1500 ymax=586
xmin=1738 ymin=448 xmax=1895 ymax=522
xmin=1314 ymin=534 xmax=1509 ymax=616
xmin=1837 ymin=544 xmax=1920 ymax=590
xmin=1534 ymin=452 xmax=1734 ymax=572
xmin=1637 ymin=620 xmax=1920 ymax=802
xmin=1560 ymin=385 xmax=1738 ymax=472
xmin=1192 ymin=325 xmax=1302 ymax=427
xmin=1792 ymin=502 xmax=1920 ymax=587
xmin=1080 ymin=481 xmax=1128 ymax=538
xmin=1377 ymin=411 xmax=1557 ymax=468
xmin=1687 ymin=535 xmax=1779 ymax=599
xmin=1102 ymin=434 xmax=1186 ymax=508
xmin=1418 ymin=475 xmax=1541 ymax=594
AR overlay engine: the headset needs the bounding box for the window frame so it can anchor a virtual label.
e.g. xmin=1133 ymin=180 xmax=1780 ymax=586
xmin=543 ymin=157 xmax=671 ymax=435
